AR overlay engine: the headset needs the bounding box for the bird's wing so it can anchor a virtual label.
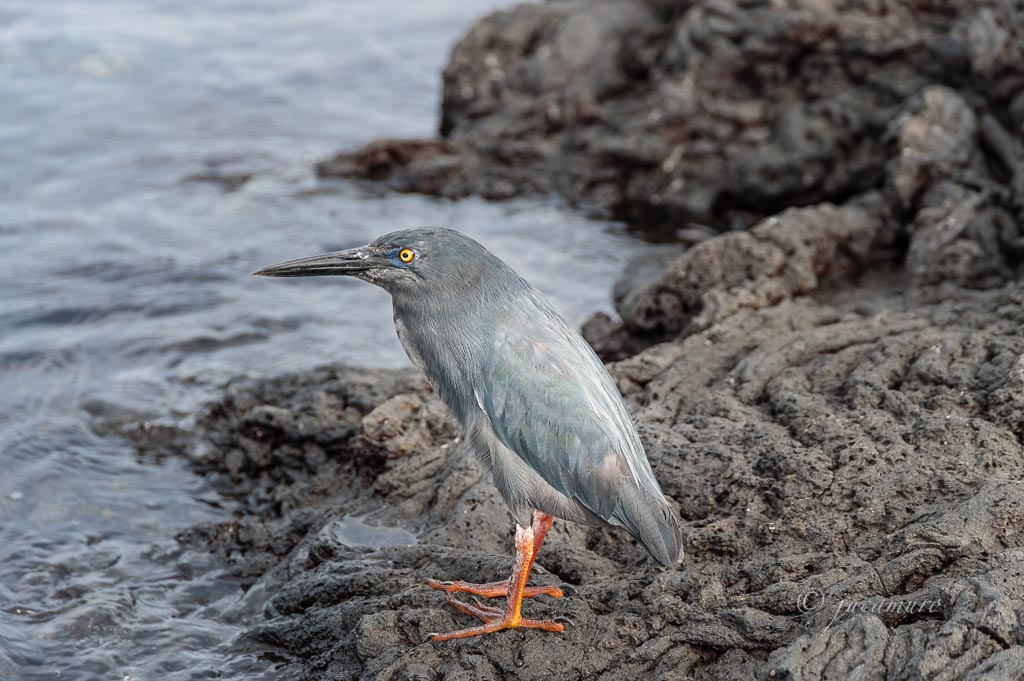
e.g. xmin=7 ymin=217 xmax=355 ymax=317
xmin=477 ymin=290 xmax=681 ymax=565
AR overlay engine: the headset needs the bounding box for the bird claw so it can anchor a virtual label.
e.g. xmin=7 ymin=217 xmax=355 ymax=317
xmin=553 ymin=616 xmax=575 ymax=627
xmin=558 ymin=583 xmax=578 ymax=597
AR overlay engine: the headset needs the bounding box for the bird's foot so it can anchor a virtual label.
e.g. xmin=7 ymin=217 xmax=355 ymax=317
xmin=427 ymin=593 xmax=571 ymax=642
xmin=427 ymin=578 xmax=564 ymax=599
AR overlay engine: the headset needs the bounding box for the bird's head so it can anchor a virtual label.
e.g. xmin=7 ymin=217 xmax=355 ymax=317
xmin=252 ymin=227 xmax=514 ymax=298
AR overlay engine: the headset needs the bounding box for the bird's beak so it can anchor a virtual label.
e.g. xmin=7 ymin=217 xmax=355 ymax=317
xmin=252 ymin=246 xmax=385 ymax=278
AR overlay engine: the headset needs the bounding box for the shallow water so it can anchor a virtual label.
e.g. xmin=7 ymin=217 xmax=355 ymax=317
xmin=0 ymin=1 xmax=658 ymax=677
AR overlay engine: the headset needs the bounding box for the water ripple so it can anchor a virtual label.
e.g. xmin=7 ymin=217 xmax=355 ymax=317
xmin=0 ymin=0 xmax=660 ymax=678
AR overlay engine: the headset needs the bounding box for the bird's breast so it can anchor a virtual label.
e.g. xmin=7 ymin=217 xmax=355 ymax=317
xmin=393 ymin=313 xmax=428 ymax=375
xmin=392 ymin=303 xmax=484 ymax=426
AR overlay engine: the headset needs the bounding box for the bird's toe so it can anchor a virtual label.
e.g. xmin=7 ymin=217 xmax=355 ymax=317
xmin=443 ymin=592 xmax=501 ymax=623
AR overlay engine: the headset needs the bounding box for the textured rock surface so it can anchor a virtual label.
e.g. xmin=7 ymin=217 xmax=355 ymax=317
xmin=143 ymin=0 xmax=1024 ymax=679
xmin=584 ymin=82 xmax=1023 ymax=360
xmin=162 ymin=278 xmax=1024 ymax=680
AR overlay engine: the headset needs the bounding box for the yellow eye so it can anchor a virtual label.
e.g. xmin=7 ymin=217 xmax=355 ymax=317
xmin=398 ymin=248 xmax=415 ymax=263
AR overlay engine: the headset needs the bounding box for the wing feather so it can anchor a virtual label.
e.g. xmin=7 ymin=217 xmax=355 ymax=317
xmin=479 ymin=290 xmax=682 ymax=565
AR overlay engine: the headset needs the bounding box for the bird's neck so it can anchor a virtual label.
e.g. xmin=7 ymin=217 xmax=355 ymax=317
xmin=391 ymin=273 xmax=527 ymax=425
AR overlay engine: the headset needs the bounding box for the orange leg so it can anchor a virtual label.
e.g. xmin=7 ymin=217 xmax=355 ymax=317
xmin=427 ymin=510 xmax=565 ymax=599
xmin=427 ymin=579 xmax=564 ymax=599
xmin=428 ymin=511 xmax=571 ymax=642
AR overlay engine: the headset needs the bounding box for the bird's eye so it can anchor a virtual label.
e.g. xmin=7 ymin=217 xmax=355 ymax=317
xmin=398 ymin=248 xmax=415 ymax=263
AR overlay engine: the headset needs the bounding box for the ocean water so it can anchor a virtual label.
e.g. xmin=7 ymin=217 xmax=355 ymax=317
xmin=0 ymin=1 xmax=657 ymax=677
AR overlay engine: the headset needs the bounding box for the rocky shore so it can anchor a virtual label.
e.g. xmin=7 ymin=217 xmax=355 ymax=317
xmin=141 ymin=1 xmax=1024 ymax=678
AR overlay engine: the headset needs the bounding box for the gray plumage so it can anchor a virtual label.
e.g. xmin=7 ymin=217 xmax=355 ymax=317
xmin=254 ymin=227 xmax=682 ymax=566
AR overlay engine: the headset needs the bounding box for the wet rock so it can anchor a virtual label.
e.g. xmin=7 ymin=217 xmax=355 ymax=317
xmin=319 ymin=0 xmax=1024 ymax=238
xmin=162 ymin=366 xmax=439 ymax=586
xmin=613 ymin=192 xmax=889 ymax=344
xmin=587 ymin=82 xmax=1023 ymax=357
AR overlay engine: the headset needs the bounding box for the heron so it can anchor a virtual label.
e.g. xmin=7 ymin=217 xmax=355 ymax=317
xmin=254 ymin=227 xmax=682 ymax=641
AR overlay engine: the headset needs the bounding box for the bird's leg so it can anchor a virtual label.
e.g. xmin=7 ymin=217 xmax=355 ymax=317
xmin=427 ymin=511 xmax=564 ymax=599
xmin=427 ymin=579 xmax=563 ymax=599
xmin=429 ymin=511 xmax=568 ymax=641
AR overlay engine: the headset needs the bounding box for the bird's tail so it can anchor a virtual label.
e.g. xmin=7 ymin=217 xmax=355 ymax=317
xmin=617 ymin=488 xmax=683 ymax=566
